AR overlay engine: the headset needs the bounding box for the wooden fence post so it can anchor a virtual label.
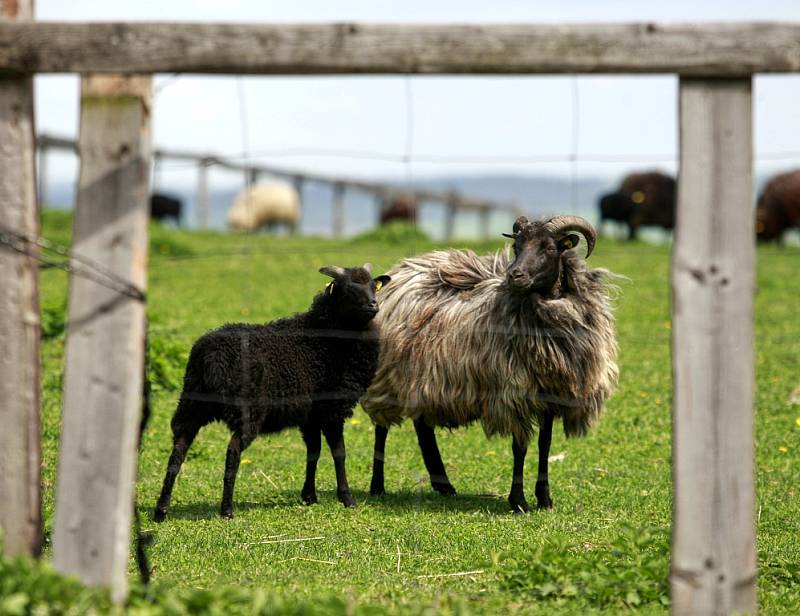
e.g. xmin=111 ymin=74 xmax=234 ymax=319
xmin=0 ymin=0 xmax=42 ymax=559
xmin=333 ymin=181 xmax=345 ymax=237
xmin=444 ymin=193 xmax=458 ymax=241
xmin=197 ymin=157 xmax=210 ymax=229
xmin=291 ymin=175 xmax=304 ymax=235
xmin=671 ymin=77 xmax=756 ymax=615
xmin=479 ymin=206 xmax=491 ymax=239
xmin=53 ymin=74 xmax=152 ymax=603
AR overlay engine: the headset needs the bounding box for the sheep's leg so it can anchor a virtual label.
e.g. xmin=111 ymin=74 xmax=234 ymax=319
xmin=535 ymin=414 xmax=554 ymax=510
xmin=154 ymin=425 xmax=200 ymax=523
xmin=413 ymin=417 xmax=457 ymax=496
xmin=369 ymin=424 xmax=389 ymax=496
xmin=322 ymin=421 xmax=357 ymax=508
xmin=220 ymin=432 xmax=248 ymax=519
xmin=509 ymin=437 xmax=530 ymax=514
xmin=300 ymin=425 xmax=321 ymax=505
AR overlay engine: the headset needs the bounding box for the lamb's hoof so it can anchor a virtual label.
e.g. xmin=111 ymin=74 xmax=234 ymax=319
xmin=153 ymin=508 xmax=167 ymax=523
xmin=432 ymin=481 xmax=457 ymax=496
xmin=369 ymin=486 xmax=386 ymax=497
xmin=220 ymin=508 xmax=234 ymax=519
xmin=338 ymin=491 xmax=357 ymax=508
xmin=536 ymin=496 xmax=554 ymax=510
xmin=509 ymin=495 xmax=530 ymax=515
xmin=301 ymin=491 xmax=318 ymax=505
xmin=535 ymin=481 xmax=554 ymax=510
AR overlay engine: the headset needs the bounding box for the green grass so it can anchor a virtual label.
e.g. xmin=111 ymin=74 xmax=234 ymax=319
xmin=32 ymin=211 xmax=800 ymax=614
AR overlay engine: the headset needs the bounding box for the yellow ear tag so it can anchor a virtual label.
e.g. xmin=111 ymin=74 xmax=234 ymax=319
xmin=375 ymin=280 xmax=383 ymax=292
xmin=326 ymin=281 xmax=334 ymax=292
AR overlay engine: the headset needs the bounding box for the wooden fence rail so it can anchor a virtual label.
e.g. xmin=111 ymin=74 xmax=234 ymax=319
xmin=1 ymin=22 xmax=800 ymax=76
xmin=36 ymin=133 xmax=521 ymax=238
xmin=0 ymin=16 xmax=790 ymax=615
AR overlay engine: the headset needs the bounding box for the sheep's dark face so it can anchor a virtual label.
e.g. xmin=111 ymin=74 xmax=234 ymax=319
xmin=505 ymin=223 xmax=578 ymax=295
xmin=319 ymin=264 xmax=391 ymax=326
xmin=502 ymin=215 xmax=596 ymax=296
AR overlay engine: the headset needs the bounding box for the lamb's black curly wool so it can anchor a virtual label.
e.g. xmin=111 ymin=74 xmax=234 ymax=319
xmin=154 ymin=264 xmax=390 ymax=520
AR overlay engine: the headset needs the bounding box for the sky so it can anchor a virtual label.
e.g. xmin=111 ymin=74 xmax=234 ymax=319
xmin=33 ymin=0 xmax=800 ymax=190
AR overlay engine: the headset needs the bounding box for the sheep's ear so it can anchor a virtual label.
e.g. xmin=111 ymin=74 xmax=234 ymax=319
xmin=558 ymin=234 xmax=580 ymax=252
xmin=319 ymin=265 xmax=346 ymax=279
xmin=373 ymin=275 xmax=391 ymax=292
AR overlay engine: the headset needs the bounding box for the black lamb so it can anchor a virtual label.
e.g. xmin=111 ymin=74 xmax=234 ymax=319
xmin=154 ymin=263 xmax=390 ymax=520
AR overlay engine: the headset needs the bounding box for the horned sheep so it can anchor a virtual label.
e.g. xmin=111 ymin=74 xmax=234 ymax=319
xmin=362 ymin=215 xmax=619 ymax=513
xmin=154 ymin=263 xmax=390 ymax=520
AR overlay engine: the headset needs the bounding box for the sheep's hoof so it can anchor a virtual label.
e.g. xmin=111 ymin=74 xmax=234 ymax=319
xmin=369 ymin=484 xmax=386 ymax=497
xmin=220 ymin=507 xmax=234 ymax=519
xmin=301 ymin=491 xmax=318 ymax=505
xmin=153 ymin=508 xmax=167 ymax=523
xmin=338 ymin=491 xmax=357 ymax=508
xmin=432 ymin=481 xmax=457 ymax=496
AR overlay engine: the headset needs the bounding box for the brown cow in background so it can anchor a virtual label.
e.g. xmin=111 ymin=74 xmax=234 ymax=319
xmin=380 ymin=193 xmax=417 ymax=226
xmin=756 ymin=169 xmax=800 ymax=242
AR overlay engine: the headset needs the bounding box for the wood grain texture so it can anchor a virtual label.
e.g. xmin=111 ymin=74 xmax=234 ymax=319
xmin=0 ymin=0 xmax=41 ymax=560
xmin=671 ymin=78 xmax=757 ymax=615
xmin=2 ymin=21 xmax=800 ymax=76
xmin=52 ymin=74 xmax=151 ymax=603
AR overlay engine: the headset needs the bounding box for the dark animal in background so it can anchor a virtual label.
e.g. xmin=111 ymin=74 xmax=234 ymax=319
xmin=380 ymin=193 xmax=417 ymax=226
xmin=154 ymin=263 xmax=390 ymax=521
xmin=362 ymin=215 xmax=619 ymax=513
xmin=756 ymin=169 xmax=800 ymax=242
xmin=598 ymin=171 xmax=675 ymax=239
xmin=149 ymin=193 xmax=182 ymax=226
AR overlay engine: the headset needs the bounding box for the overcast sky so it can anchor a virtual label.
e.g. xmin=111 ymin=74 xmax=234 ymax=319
xmin=34 ymin=0 xmax=800 ymax=189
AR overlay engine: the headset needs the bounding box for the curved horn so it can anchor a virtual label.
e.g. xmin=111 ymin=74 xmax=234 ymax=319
xmin=319 ymin=265 xmax=346 ymax=278
xmin=544 ymin=215 xmax=597 ymax=258
xmin=512 ymin=216 xmax=530 ymax=234
xmin=362 ymin=262 xmax=373 ymax=274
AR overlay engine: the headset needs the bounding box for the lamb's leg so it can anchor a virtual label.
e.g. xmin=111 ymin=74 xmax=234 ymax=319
xmin=413 ymin=417 xmax=456 ymax=496
xmin=220 ymin=432 xmax=245 ymax=519
xmin=322 ymin=421 xmax=357 ymax=508
xmin=535 ymin=413 xmax=554 ymax=510
xmin=369 ymin=424 xmax=389 ymax=496
xmin=509 ymin=436 xmax=530 ymax=514
xmin=154 ymin=424 xmax=199 ymax=523
xmin=300 ymin=425 xmax=321 ymax=505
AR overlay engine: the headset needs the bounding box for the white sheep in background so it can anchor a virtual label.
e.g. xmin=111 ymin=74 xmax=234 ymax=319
xmin=227 ymin=182 xmax=300 ymax=233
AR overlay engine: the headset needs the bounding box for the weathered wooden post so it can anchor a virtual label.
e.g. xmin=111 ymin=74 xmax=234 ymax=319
xmin=444 ymin=193 xmax=458 ymax=241
xmin=479 ymin=206 xmax=491 ymax=239
xmin=197 ymin=157 xmax=210 ymax=229
xmin=291 ymin=175 xmax=304 ymax=235
xmin=333 ymin=181 xmax=345 ymax=237
xmin=0 ymin=0 xmax=42 ymax=559
xmin=37 ymin=141 xmax=48 ymax=207
xmin=671 ymin=78 xmax=757 ymax=615
xmin=53 ymin=74 xmax=152 ymax=603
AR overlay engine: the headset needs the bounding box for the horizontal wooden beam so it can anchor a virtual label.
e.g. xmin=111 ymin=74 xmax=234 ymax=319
xmin=2 ymin=22 xmax=800 ymax=76
xmin=37 ymin=134 xmax=521 ymax=214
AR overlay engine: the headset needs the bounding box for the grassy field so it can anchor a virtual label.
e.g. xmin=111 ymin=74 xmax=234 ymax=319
xmin=35 ymin=211 xmax=800 ymax=614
